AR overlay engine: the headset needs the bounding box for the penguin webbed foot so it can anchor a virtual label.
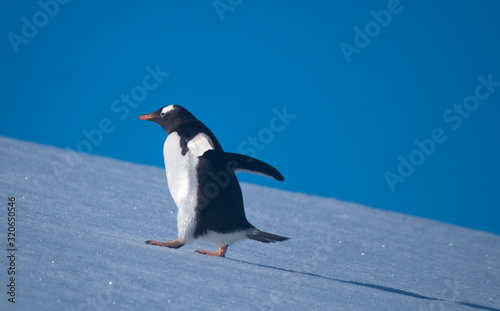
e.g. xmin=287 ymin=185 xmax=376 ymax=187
xmin=145 ymin=239 xmax=185 ymax=249
xmin=195 ymin=245 xmax=228 ymax=257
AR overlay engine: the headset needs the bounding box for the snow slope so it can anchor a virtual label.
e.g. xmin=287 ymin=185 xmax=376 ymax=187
xmin=0 ymin=136 xmax=499 ymax=311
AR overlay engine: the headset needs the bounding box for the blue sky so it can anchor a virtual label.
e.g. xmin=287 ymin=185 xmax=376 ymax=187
xmin=1 ymin=1 xmax=499 ymax=235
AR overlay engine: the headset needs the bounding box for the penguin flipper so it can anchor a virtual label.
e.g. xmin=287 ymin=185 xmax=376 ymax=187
xmin=225 ymin=152 xmax=285 ymax=181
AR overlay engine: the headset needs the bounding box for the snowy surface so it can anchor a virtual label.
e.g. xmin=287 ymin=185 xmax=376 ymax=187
xmin=0 ymin=136 xmax=499 ymax=311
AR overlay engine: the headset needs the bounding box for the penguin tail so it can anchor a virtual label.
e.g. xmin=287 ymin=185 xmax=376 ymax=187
xmin=246 ymin=229 xmax=289 ymax=243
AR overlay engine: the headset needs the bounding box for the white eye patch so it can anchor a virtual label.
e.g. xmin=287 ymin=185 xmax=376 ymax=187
xmin=161 ymin=105 xmax=175 ymax=116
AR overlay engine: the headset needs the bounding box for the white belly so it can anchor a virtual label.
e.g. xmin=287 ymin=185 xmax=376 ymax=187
xmin=163 ymin=132 xmax=199 ymax=243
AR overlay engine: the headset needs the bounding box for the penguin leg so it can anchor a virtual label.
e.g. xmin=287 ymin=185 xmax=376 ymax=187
xmin=145 ymin=239 xmax=185 ymax=249
xmin=195 ymin=245 xmax=228 ymax=257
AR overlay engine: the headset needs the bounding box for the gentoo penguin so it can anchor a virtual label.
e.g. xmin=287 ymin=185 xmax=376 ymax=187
xmin=138 ymin=105 xmax=288 ymax=257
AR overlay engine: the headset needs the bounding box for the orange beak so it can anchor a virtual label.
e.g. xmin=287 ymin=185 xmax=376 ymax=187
xmin=138 ymin=113 xmax=155 ymax=120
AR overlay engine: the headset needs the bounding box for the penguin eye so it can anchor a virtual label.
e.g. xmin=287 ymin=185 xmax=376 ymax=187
xmin=160 ymin=112 xmax=166 ymax=117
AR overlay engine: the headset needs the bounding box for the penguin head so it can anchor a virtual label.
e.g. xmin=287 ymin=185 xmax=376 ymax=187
xmin=138 ymin=105 xmax=198 ymax=134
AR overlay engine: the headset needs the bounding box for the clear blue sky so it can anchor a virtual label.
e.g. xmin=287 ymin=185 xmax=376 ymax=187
xmin=1 ymin=1 xmax=499 ymax=235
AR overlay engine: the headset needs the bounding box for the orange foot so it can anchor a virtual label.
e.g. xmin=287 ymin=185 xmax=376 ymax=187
xmin=195 ymin=245 xmax=228 ymax=257
xmin=145 ymin=239 xmax=185 ymax=249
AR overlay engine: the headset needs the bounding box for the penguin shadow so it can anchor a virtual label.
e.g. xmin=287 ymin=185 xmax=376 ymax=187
xmin=226 ymin=257 xmax=500 ymax=311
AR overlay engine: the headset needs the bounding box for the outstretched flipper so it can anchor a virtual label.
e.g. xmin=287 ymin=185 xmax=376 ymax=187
xmin=224 ymin=152 xmax=285 ymax=181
